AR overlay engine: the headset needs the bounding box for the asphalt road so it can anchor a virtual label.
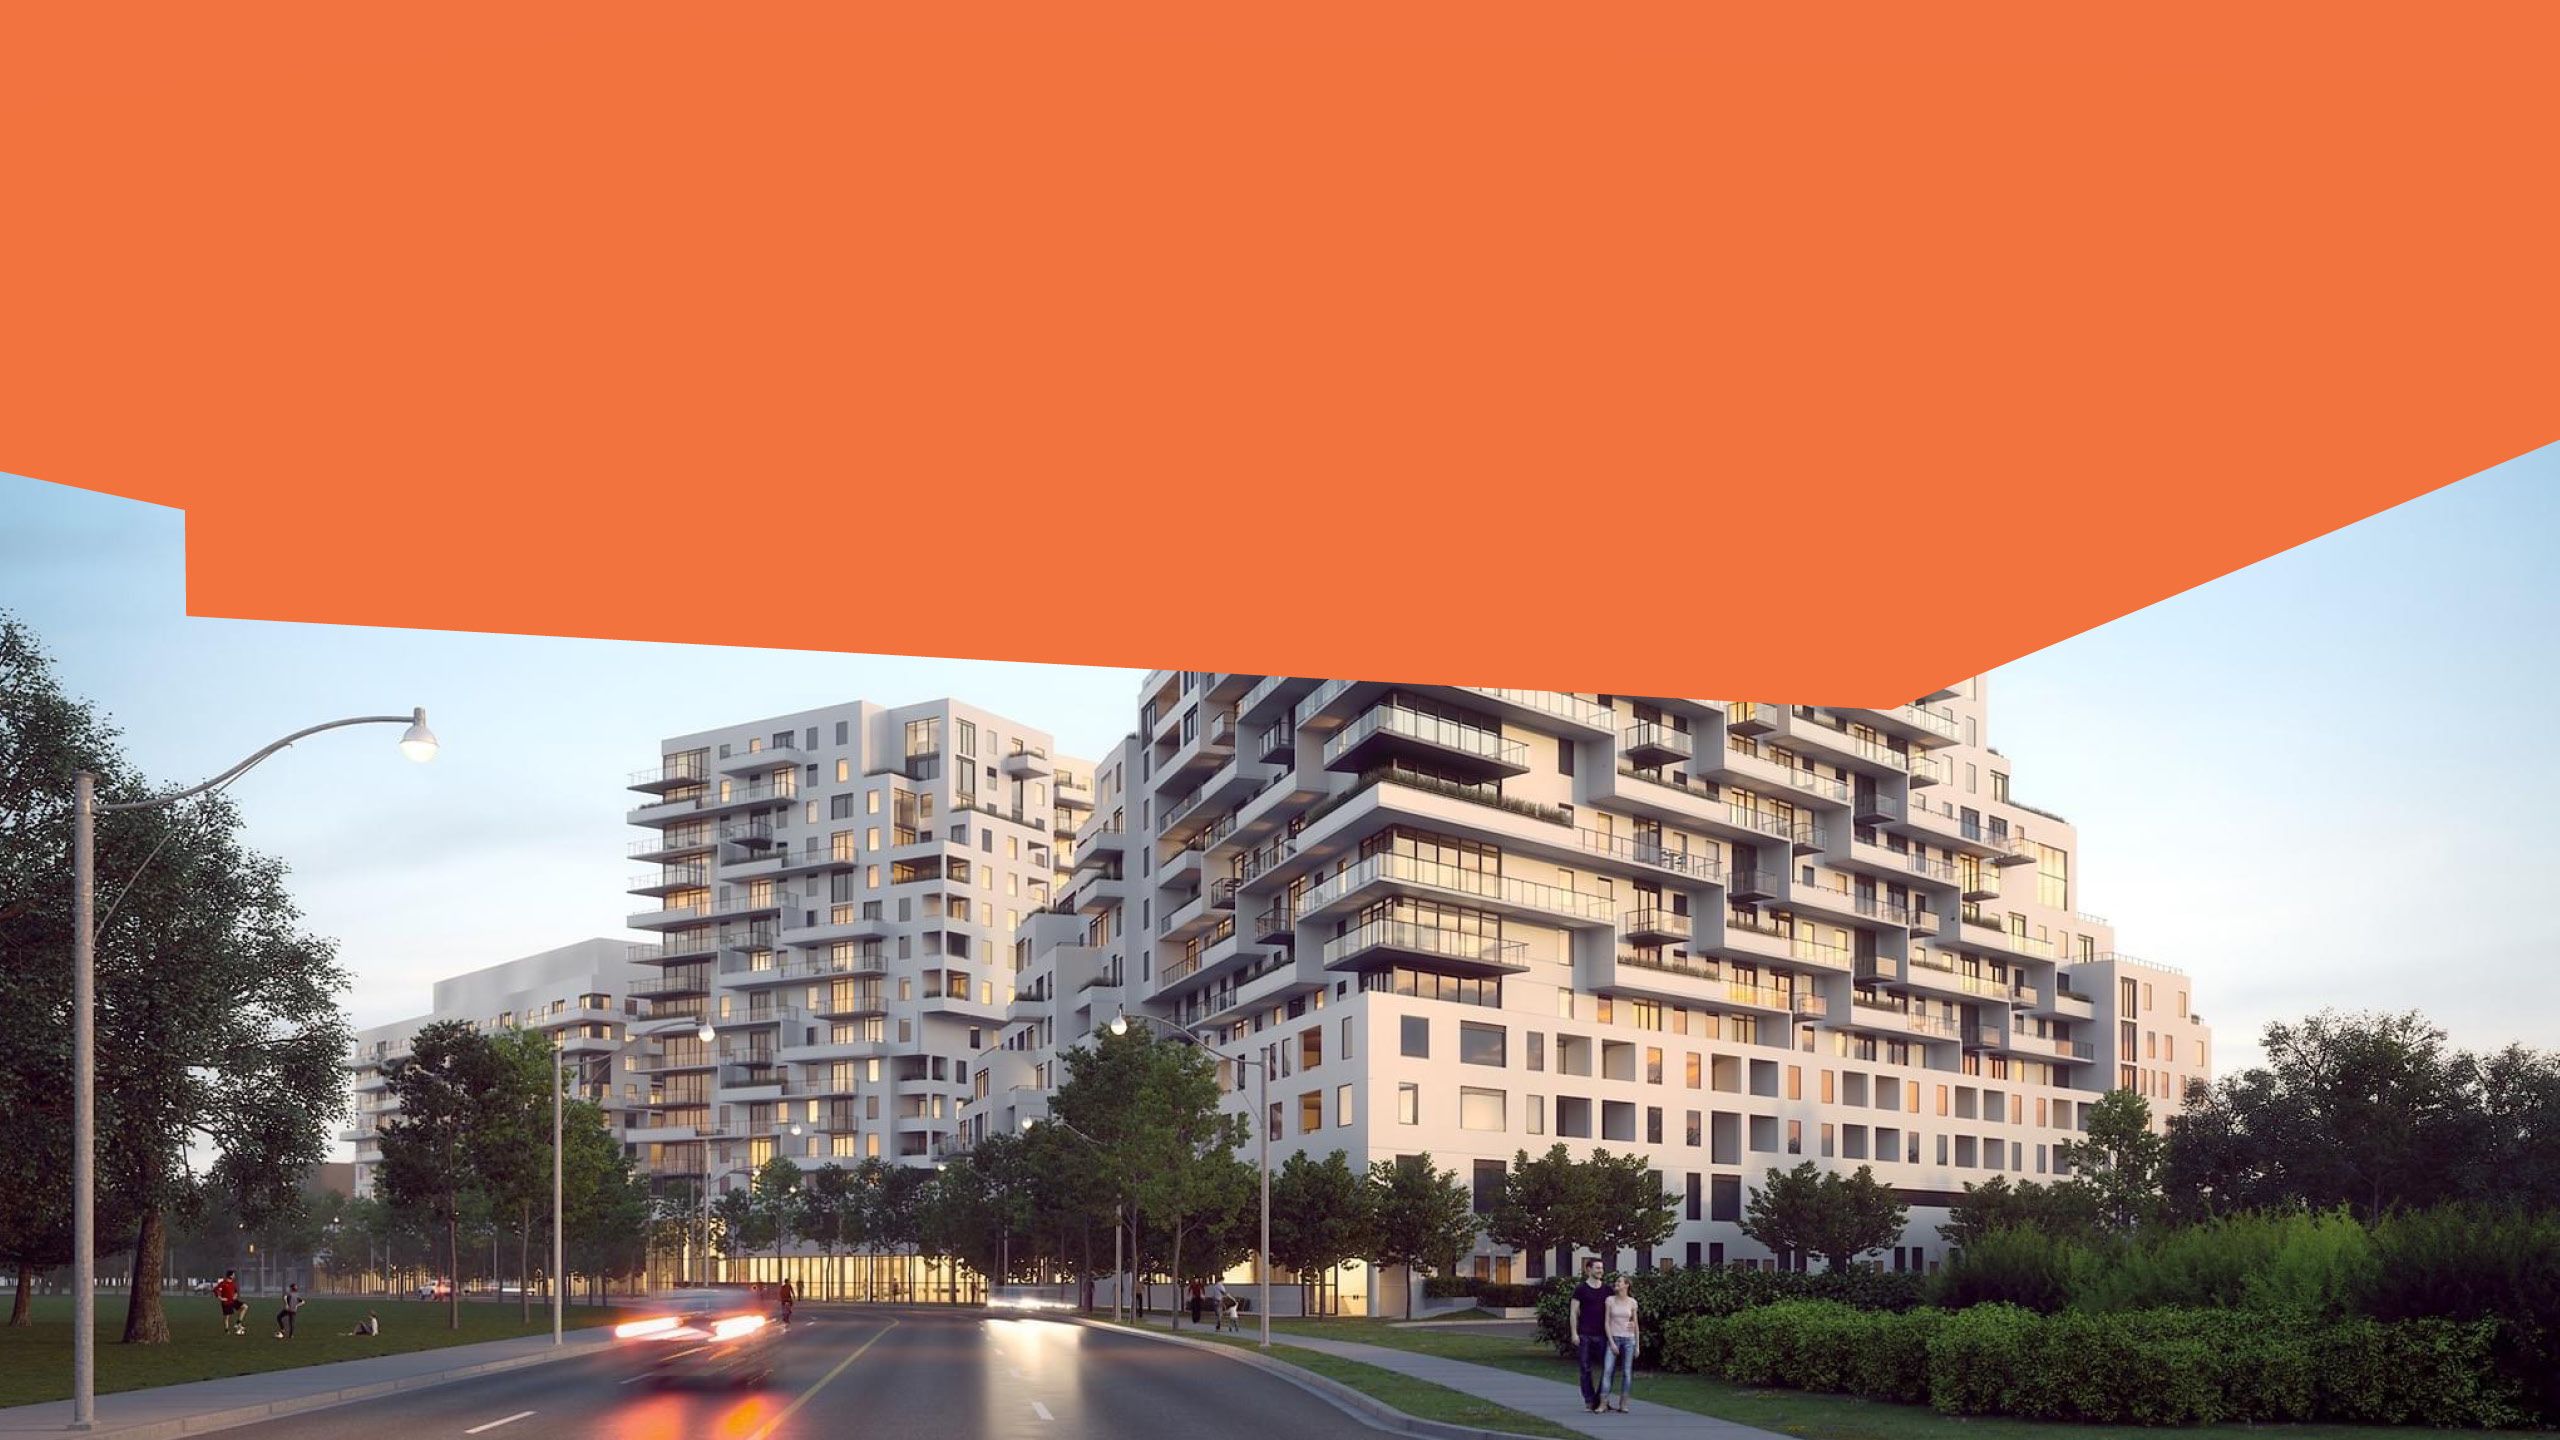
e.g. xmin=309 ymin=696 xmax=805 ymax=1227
xmin=252 ymin=1306 xmax=1380 ymax=1440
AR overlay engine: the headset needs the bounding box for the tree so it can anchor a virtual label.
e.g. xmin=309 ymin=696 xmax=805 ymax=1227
xmin=1051 ymin=1026 xmax=1248 ymax=1328
xmin=2058 ymin=1088 xmax=2166 ymax=1231
xmin=1366 ymin=1154 xmax=1480 ymax=1318
xmin=713 ymin=1188 xmax=765 ymax=1263
xmin=1268 ymin=1150 xmax=1374 ymax=1283
xmin=558 ymin=1096 xmax=648 ymax=1303
xmin=2164 ymin=1010 xmax=2501 ymax=1221
xmin=1487 ymin=1144 xmax=1588 ymax=1279
xmin=0 ymin=616 xmax=350 ymax=1344
xmin=801 ymin=1163 xmax=857 ymax=1296
xmin=1740 ymin=1161 xmax=1906 ymax=1272
xmin=1938 ymin=1174 xmax=2102 ymax=1249
xmin=472 ymin=1027 xmax=556 ymax=1322
xmin=1583 ymin=1149 xmax=1680 ymax=1267
xmin=377 ymin=1020 xmax=499 ymax=1330
xmin=752 ymin=1156 xmax=805 ymax=1278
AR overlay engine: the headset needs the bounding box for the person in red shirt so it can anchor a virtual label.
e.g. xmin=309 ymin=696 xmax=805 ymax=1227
xmin=213 ymin=1270 xmax=243 ymax=1336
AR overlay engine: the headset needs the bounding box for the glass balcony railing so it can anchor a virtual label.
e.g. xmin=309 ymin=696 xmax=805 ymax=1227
xmin=1298 ymin=853 xmax=1613 ymax=923
xmin=1573 ymin=828 xmax=1722 ymax=881
xmin=1897 ymin=703 xmax=1962 ymax=742
xmin=1461 ymin=687 xmax=1615 ymax=730
xmin=1324 ymin=703 xmax=1528 ymax=772
xmin=1321 ymin=920 xmax=1527 ymax=971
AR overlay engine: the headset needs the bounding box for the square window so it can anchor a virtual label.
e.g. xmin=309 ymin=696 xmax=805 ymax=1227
xmin=1401 ymin=1015 xmax=1430 ymax=1059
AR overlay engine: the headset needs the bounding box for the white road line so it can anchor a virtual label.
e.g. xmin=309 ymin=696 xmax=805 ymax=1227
xmin=1032 ymin=1401 xmax=1054 ymax=1421
xmin=464 ymin=1413 xmax=537 ymax=1435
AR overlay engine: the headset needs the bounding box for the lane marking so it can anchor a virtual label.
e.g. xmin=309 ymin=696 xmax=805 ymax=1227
xmin=464 ymin=1413 xmax=536 ymax=1434
xmin=745 ymin=1318 xmax=899 ymax=1440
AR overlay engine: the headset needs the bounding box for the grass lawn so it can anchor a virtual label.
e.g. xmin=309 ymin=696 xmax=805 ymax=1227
xmin=1263 ymin=1318 xmax=2437 ymax=1440
xmin=0 ymin=1295 xmax=630 ymax=1408
xmin=1090 ymin=1318 xmax=1578 ymax=1439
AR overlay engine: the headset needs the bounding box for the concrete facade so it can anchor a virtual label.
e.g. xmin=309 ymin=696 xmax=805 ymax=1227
xmin=966 ymin=676 xmax=2211 ymax=1304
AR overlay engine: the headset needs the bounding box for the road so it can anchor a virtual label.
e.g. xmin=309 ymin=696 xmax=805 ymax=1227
xmin=252 ymin=1306 xmax=1380 ymax=1439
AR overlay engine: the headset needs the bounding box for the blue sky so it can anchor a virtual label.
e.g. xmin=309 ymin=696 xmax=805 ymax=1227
xmin=5 ymin=454 xmax=2556 ymax=1076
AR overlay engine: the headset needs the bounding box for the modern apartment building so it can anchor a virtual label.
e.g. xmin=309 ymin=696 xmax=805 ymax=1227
xmin=343 ymin=937 xmax=648 ymax=1200
xmin=621 ymin=700 xmax=1082 ymax=1229
xmin=966 ymin=675 xmax=2211 ymax=1312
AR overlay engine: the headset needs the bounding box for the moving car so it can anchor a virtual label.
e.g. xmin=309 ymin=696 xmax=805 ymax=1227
xmin=613 ymin=1284 xmax=786 ymax=1389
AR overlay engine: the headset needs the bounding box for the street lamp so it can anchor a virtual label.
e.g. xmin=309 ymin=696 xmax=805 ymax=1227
xmin=696 ymin=1023 xmax=716 ymax=1286
xmin=71 ymin=709 xmax=434 ymax=1430
xmin=1109 ymin=1012 xmax=1273 ymax=1350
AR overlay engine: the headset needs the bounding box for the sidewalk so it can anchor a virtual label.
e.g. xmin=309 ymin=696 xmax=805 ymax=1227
xmin=1117 ymin=1313 xmax=1783 ymax=1440
xmin=0 ymin=1328 xmax=613 ymax=1440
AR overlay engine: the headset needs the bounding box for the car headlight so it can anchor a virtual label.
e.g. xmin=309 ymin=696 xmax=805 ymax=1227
xmin=615 ymin=1317 xmax=681 ymax=1339
xmin=712 ymin=1315 xmax=768 ymax=1341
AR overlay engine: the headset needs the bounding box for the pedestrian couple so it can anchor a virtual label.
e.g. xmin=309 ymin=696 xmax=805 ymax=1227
xmin=1571 ymin=1258 xmax=1640 ymax=1415
xmin=1184 ymin=1277 xmax=1239 ymax=1331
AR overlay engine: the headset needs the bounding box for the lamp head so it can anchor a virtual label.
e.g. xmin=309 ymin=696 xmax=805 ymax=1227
xmin=398 ymin=707 xmax=439 ymax=763
xmin=1108 ymin=1015 xmax=1127 ymax=1036
xmin=697 ymin=1024 xmax=715 ymax=1044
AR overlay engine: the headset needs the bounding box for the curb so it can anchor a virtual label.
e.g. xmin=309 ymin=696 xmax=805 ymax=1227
xmin=1053 ymin=1315 xmax=1546 ymax=1440
xmin=33 ymin=1334 xmax=611 ymax=1440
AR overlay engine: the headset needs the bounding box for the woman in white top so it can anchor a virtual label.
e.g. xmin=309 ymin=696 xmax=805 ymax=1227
xmin=1599 ymin=1276 xmax=1640 ymax=1412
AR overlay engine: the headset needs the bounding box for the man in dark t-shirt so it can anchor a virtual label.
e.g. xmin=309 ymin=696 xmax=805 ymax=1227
xmin=1570 ymin=1257 xmax=1613 ymax=1412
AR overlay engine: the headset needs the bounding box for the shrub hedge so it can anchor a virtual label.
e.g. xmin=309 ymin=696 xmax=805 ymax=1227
xmin=1657 ymin=1300 xmax=2527 ymax=1428
xmin=1532 ymin=1265 xmax=1925 ymax=1357
xmin=1421 ymin=1277 xmax=1541 ymax=1307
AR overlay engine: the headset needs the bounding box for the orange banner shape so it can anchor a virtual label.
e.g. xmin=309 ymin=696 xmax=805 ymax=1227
xmin=3 ymin=4 xmax=2554 ymax=701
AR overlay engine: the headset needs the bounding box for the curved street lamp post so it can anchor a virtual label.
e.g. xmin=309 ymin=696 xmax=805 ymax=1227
xmin=71 ymin=710 xmax=436 ymax=1430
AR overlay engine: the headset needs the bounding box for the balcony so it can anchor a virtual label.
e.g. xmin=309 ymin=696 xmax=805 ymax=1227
xmin=1842 ymin=703 xmax=1963 ymax=747
xmin=1256 ymin=722 xmax=1295 ymax=765
xmin=1621 ymin=907 xmax=1692 ymax=944
xmin=718 ymin=742 xmax=799 ymax=777
xmin=629 ymin=831 xmax=717 ymax=863
xmin=628 ymin=895 xmax=711 ymax=931
xmin=1723 ymin=702 xmax=1777 ymax=737
xmin=1002 ymin=746 xmax=1056 ymax=779
xmin=1319 ymin=919 xmax=1530 ymax=977
xmin=631 ymin=968 xmax=712 ymax=1002
xmin=1908 ymin=752 xmax=1947 ymax=788
xmin=1240 ymin=675 xmax=1318 ymax=727
xmin=1573 ymin=828 xmax=1721 ymax=885
xmin=1612 ymin=952 xmax=1809 ymax=1017
xmin=1323 ymin=702 xmax=1528 ymax=783
xmin=629 ymin=932 xmax=719 ymax=966
xmin=1853 ymin=791 xmax=1901 ymax=826
xmin=1456 ymin=687 xmax=1616 ymax=735
xmin=1841 ymin=995 xmax=1963 ymax=1041
xmin=628 ymin=758 xmax=710 ymax=794
xmin=1725 ymin=866 xmax=1780 ymax=902
xmin=1945 ymin=910 xmax=2057 ymax=961
xmin=1055 ymin=774 xmax=1095 ymax=811
xmin=772 ymin=845 xmax=860 ymax=878
xmin=1622 ymin=722 xmax=1692 ymax=768
xmin=1296 ymin=852 xmax=1616 ymax=929
xmin=628 ymin=866 xmax=708 ymax=898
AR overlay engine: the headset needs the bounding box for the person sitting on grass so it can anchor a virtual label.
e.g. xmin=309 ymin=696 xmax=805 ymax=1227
xmin=346 ymin=1310 xmax=381 ymax=1337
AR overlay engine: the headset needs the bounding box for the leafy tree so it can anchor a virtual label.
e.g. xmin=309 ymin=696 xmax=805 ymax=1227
xmin=1583 ymin=1148 xmax=1680 ymax=1266
xmin=1016 ymin=1120 xmax=1118 ymax=1307
xmin=752 ymin=1156 xmax=805 ymax=1277
xmin=2165 ymin=1010 xmax=2497 ymax=1220
xmin=1366 ymin=1154 xmax=1480 ymax=1318
xmin=801 ymin=1163 xmax=857 ymax=1295
xmin=713 ymin=1188 xmax=765 ymax=1262
xmin=2058 ymin=1088 xmax=2165 ymax=1231
xmin=377 ymin=1020 xmax=499 ymax=1329
xmin=558 ymin=1095 xmax=649 ymax=1303
xmin=1269 ymin=1150 xmax=1374 ymax=1281
xmin=1740 ymin=1161 xmax=1906 ymax=1272
xmin=0 ymin=616 xmax=354 ymax=1344
xmin=1488 ymin=1144 xmax=1588 ymax=1278
xmin=1052 ymin=1026 xmax=1248 ymax=1328
xmin=1938 ymin=1174 xmax=2102 ymax=1249
xmin=472 ymin=1026 xmax=556 ymax=1321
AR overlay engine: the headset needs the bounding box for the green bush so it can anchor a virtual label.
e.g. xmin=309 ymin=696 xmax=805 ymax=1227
xmin=1932 ymin=1227 xmax=2072 ymax=1312
xmin=1848 ymin=1306 xmax=1940 ymax=1405
xmin=2243 ymin=1206 xmax=2379 ymax=1318
xmin=1420 ymin=1276 xmax=1481 ymax=1299
xmin=1925 ymin=1303 xmax=2056 ymax=1418
xmin=2068 ymin=1212 xmax=2282 ymax=1312
xmin=2312 ymin=1314 xmax=2526 ymax=1428
xmin=1655 ymin=1313 xmax=1728 ymax=1375
xmin=2369 ymin=1206 xmax=2560 ymax=1424
xmin=1532 ymin=1264 xmax=1924 ymax=1355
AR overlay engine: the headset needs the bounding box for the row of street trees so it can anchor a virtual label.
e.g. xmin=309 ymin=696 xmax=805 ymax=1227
xmin=373 ymin=1020 xmax=655 ymax=1327
xmin=0 ymin=615 xmax=351 ymax=1342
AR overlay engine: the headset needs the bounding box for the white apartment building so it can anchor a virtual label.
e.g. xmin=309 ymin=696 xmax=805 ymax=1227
xmin=967 ymin=675 xmax=2210 ymax=1312
xmin=343 ymin=937 xmax=649 ymax=1200
xmin=622 ymin=700 xmax=1082 ymax=1229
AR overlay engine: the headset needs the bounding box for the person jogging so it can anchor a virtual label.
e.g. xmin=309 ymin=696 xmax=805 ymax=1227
xmin=214 ymin=1270 xmax=243 ymax=1336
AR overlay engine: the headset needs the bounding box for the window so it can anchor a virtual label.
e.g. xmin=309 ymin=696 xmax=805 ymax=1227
xmin=1401 ymin=1016 xmax=1430 ymax=1058
xmin=1786 ymin=1119 xmax=1803 ymax=1154
xmin=1342 ymin=1017 xmax=1355 ymax=1061
xmin=1472 ymin=1159 xmax=1507 ymax=1214
xmin=1300 ymin=1091 xmax=1323 ymax=1133
xmin=1528 ymin=1094 xmax=1545 ymax=1135
xmin=1460 ymin=1087 xmax=1506 ymax=1132
xmin=1685 ymin=1052 xmax=1702 ymax=1089
xmin=1301 ymin=1029 xmax=1323 ymax=1070
xmin=1527 ymin=1032 xmax=1545 ymax=1072
xmin=1337 ymin=1085 xmax=1355 ymax=1127
xmin=1396 ymin=1083 xmax=1420 ymax=1125
xmin=1459 ymin=1022 xmax=1505 ymax=1067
